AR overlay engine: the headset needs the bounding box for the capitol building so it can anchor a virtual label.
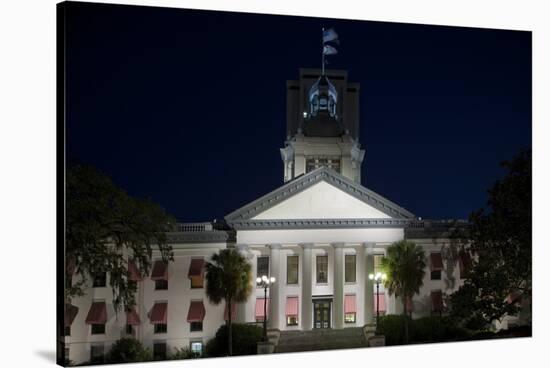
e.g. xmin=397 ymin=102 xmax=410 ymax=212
xmin=62 ymin=67 xmax=476 ymax=364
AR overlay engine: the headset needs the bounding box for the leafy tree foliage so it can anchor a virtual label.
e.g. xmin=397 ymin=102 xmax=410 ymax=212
xmin=66 ymin=165 xmax=175 ymax=312
xmin=205 ymin=248 xmax=253 ymax=356
xmin=170 ymin=347 xmax=200 ymax=360
xmin=106 ymin=338 xmax=152 ymax=363
xmin=381 ymin=240 xmax=426 ymax=343
xmin=450 ymin=150 xmax=531 ymax=326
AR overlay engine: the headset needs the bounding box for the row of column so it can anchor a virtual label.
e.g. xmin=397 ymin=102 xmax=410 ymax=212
xmin=238 ymin=242 xmax=377 ymax=330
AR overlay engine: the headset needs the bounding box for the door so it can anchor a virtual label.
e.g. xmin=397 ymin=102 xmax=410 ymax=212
xmin=313 ymin=300 xmax=331 ymax=329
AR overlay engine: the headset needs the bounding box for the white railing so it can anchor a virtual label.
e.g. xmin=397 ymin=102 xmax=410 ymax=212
xmin=177 ymin=222 xmax=213 ymax=232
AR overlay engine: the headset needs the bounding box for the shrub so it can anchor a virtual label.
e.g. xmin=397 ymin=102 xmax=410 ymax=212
xmin=377 ymin=315 xmax=470 ymax=345
xmin=204 ymin=323 xmax=263 ymax=357
xmin=106 ymin=337 xmax=152 ymax=364
xmin=171 ymin=347 xmax=200 ymax=360
xmin=376 ymin=315 xmax=409 ymax=345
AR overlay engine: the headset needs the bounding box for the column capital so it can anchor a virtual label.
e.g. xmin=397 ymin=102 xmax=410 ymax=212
xmin=235 ymin=243 xmax=249 ymax=251
xmin=299 ymin=243 xmax=314 ymax=249
xmin=268 ymin=243 xmax=282 ymax=250
xmin=362 ymin=242 xmax=376 ymax=253
xmin=331 ymin=242 xmax=346 ymax=249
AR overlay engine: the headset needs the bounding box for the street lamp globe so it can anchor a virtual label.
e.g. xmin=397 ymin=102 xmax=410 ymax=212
xmin=270 ymin=277 xmax=276 ymax=283
xmin=256 ymin=277 xmax=262 ymax=284
xmin=368 ymin=273 xmax=374 ymax=280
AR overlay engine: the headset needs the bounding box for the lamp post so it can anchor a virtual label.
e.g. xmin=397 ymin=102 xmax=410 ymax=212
xmin=256 ymin=275 xmax=276 ymax=342
xmin=369 ymin=272 xmax=387 ymax=332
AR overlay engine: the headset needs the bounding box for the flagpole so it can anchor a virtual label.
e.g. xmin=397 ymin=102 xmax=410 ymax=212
xmin=321 ymin=27 xmax=325 ymax=76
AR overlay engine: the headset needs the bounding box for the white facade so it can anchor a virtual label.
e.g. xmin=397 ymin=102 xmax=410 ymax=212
xmin=62 ymin=68 xmax=472 ymax=364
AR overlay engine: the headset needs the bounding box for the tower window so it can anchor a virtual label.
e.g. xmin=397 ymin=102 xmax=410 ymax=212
xmin=306 ymin=157 xmax=341 ymax=173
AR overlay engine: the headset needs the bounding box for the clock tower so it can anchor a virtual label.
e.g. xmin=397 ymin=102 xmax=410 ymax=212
xmin=280 ymin=68 xmax=365 ymax=184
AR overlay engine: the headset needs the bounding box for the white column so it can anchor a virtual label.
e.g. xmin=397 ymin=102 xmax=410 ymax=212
xmin=300 ymin=243 xmax=313 ymax=330
xmin=332 ymin=243 xmax=345 ymax=329
xmin=236 ymin=244 xmax=254 ymax=323
xmin=268 ymin=244 xmax=281 ymax=330
xmin=364 ymin=243 xmax=375 ymax=325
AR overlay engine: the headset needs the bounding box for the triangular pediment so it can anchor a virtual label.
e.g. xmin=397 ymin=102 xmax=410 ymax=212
xmin=225 ymin=167 xmax=414 ymax=224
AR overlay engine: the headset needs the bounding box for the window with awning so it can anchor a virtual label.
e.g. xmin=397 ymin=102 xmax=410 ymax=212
xmin=128 ymin=260 xmax=142 ymax=282
xmin=285 ymin=296 xmax=299 ymax=326
xmin=187 ymin=300 xmax=205 ymax=332
xmin=149 ymin=302 xmax=168 ymax=324
xmin=64 ymin=304 xmax=79 ymax=336
xmin=430 ymin=253 xmax=443 ymax=280
xmin=151 ymin=260 xmax=168 ymax=281
xmin=374 ymin=292 xmax=386 ymax=314
xmin=344 ymin=294 xmax=356 ymax=323
xmin=188 ymin=258 xmax=205 ymax=289
xmin=431 ymin=290 xmax=443 ymax=312
xmin=255 ymin=298 xmax=270 ymax=322
xmin=126 ymin=307 xmax=141 ymax=326
xmin=85 ymin=301 xmax=107 ymax=325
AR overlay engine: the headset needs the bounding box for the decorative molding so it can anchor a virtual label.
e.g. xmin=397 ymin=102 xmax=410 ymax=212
xmin=225 ymin=167 xmax=415 ymax=223
xmin=331 ymin=242 xmax=346 ymax=248
xmin=268 ymin=243 xmax=282 ymax=250
xmin=299 ymin=243 xmax=314 ymax=249
xmin=230 ymin=218 xmax=411 ymax=230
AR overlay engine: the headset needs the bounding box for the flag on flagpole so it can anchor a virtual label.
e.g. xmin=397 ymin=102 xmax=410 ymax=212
xmin=323 ymin=44 xmax=338 ymax=55
xmin=323 ymin=28 xmax=339 ymax=43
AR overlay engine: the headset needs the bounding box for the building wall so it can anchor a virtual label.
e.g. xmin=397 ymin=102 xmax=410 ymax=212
xmin=65 ymin=230 xmax=471 ymax=364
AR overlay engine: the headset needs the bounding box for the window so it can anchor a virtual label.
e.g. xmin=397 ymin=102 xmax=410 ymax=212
xmin=306 ymin=157 xmax=341 ymax=173
xmin=190 ymin=277 xmax=203 ymax=289
xmin=430 ymin=253 xmax=443 ymax=280
xmin=154 ymin=323 xmax=167 ymax=334
xmin=345 ymin=313 xmax=356 ymax=323
xmin=286 ymin=316 xmax=298 ymax=326
xmin=431 ymin=270 xmax=442 ymax=280
xmin=316 ymin=255 xmax=328 ymax=283
xmin=155 ymin=279 xmax=168 ymax=290
xmin=153 ymin=342 xmax=166 ymax=360
xmin=190 ymin=321 xmax=203 ymax=332
xmin=373 ymin=254 xmax=384 ymax=275
xmin=345 ymin=254 xmax=356 ymax=283
xmin=64 ymin=326 xmax=71 ymax=336
xmin=66 ymin=275 xmax=72 ymax=289
xmin=287 ymin=255 xmax=299 ymax=284
xmin=257 ymin=256 xmax=269 ymax=278
xmin=91 ymin=323 xmax=105 ymax=334
xmin=90 ymin=344 xmax=104 ymax=363
xmin=92 ymin=272 xmax=106 ymax=287
xmin=126 ymin=324 xmax=134 ymax=335
xmin=190 ymin=341 xmax=203 ymax=355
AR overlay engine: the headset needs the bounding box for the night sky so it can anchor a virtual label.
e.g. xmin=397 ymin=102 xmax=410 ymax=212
xmin=64 ymin=2 xmax=531 ymax=222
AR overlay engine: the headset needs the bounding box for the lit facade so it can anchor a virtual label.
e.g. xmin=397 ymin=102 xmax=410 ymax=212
xmin=63 ymin=69 xmax=477 ymax=364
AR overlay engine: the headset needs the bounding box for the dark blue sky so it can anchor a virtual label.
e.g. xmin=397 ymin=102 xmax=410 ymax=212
xmin=64 ymin=2 xmax=531 ymax=222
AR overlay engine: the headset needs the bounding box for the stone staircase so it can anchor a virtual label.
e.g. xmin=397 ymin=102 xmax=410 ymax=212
xmin=275 ymin=327 xmax=367 ymax=353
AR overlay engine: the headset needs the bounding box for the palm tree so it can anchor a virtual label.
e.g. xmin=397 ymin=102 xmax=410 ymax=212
xmin=205 ymin=248 xmax=253 ymax=356
xmin=381 ymin=240 xmax=426 ymax=343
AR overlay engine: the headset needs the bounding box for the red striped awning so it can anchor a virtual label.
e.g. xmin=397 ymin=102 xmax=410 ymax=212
xmin=128 ymin=260 xmax=142 ymax=282
xmin=286 ymin=297 xmax=299 ymax=317
xmin=187 ymin=301 xmax=206 ymax=322
xmin=255 ymin=298 xmax=269 ymax=319
xmin=151 ymin=260 xmax=168 ymax=281
xmin=85 ymin=301 xmax=107 ymax=324
xmin=506 ymin=290 xmax=523 ymax=305
xmin=66 ymin=256 xmax=76 ymax=276
xmin=126 ymin=307 xmax=141 ymax=325
xmin=224 ymin=302 xmax=237 ymax=321
xmin=344 ymin=294 xmax=356 ymax=314
xmin=430 ymin=253 xmax=443 ymax=271
xmin=65 ymin=304 xmax=79 ymax=327
xmin=431 ymin=291 xmax=443 ymax=312
xmin=188 ymin=259 xmax=205 ymax=278
xmin=149 ymin=302 xmax=167 ymax=324
xmin=375 ymin=293 xmax=386 ymax=312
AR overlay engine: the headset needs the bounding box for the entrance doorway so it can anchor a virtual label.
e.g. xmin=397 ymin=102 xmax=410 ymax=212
xmin=313 ymin=299 xmax=331 ymax=329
